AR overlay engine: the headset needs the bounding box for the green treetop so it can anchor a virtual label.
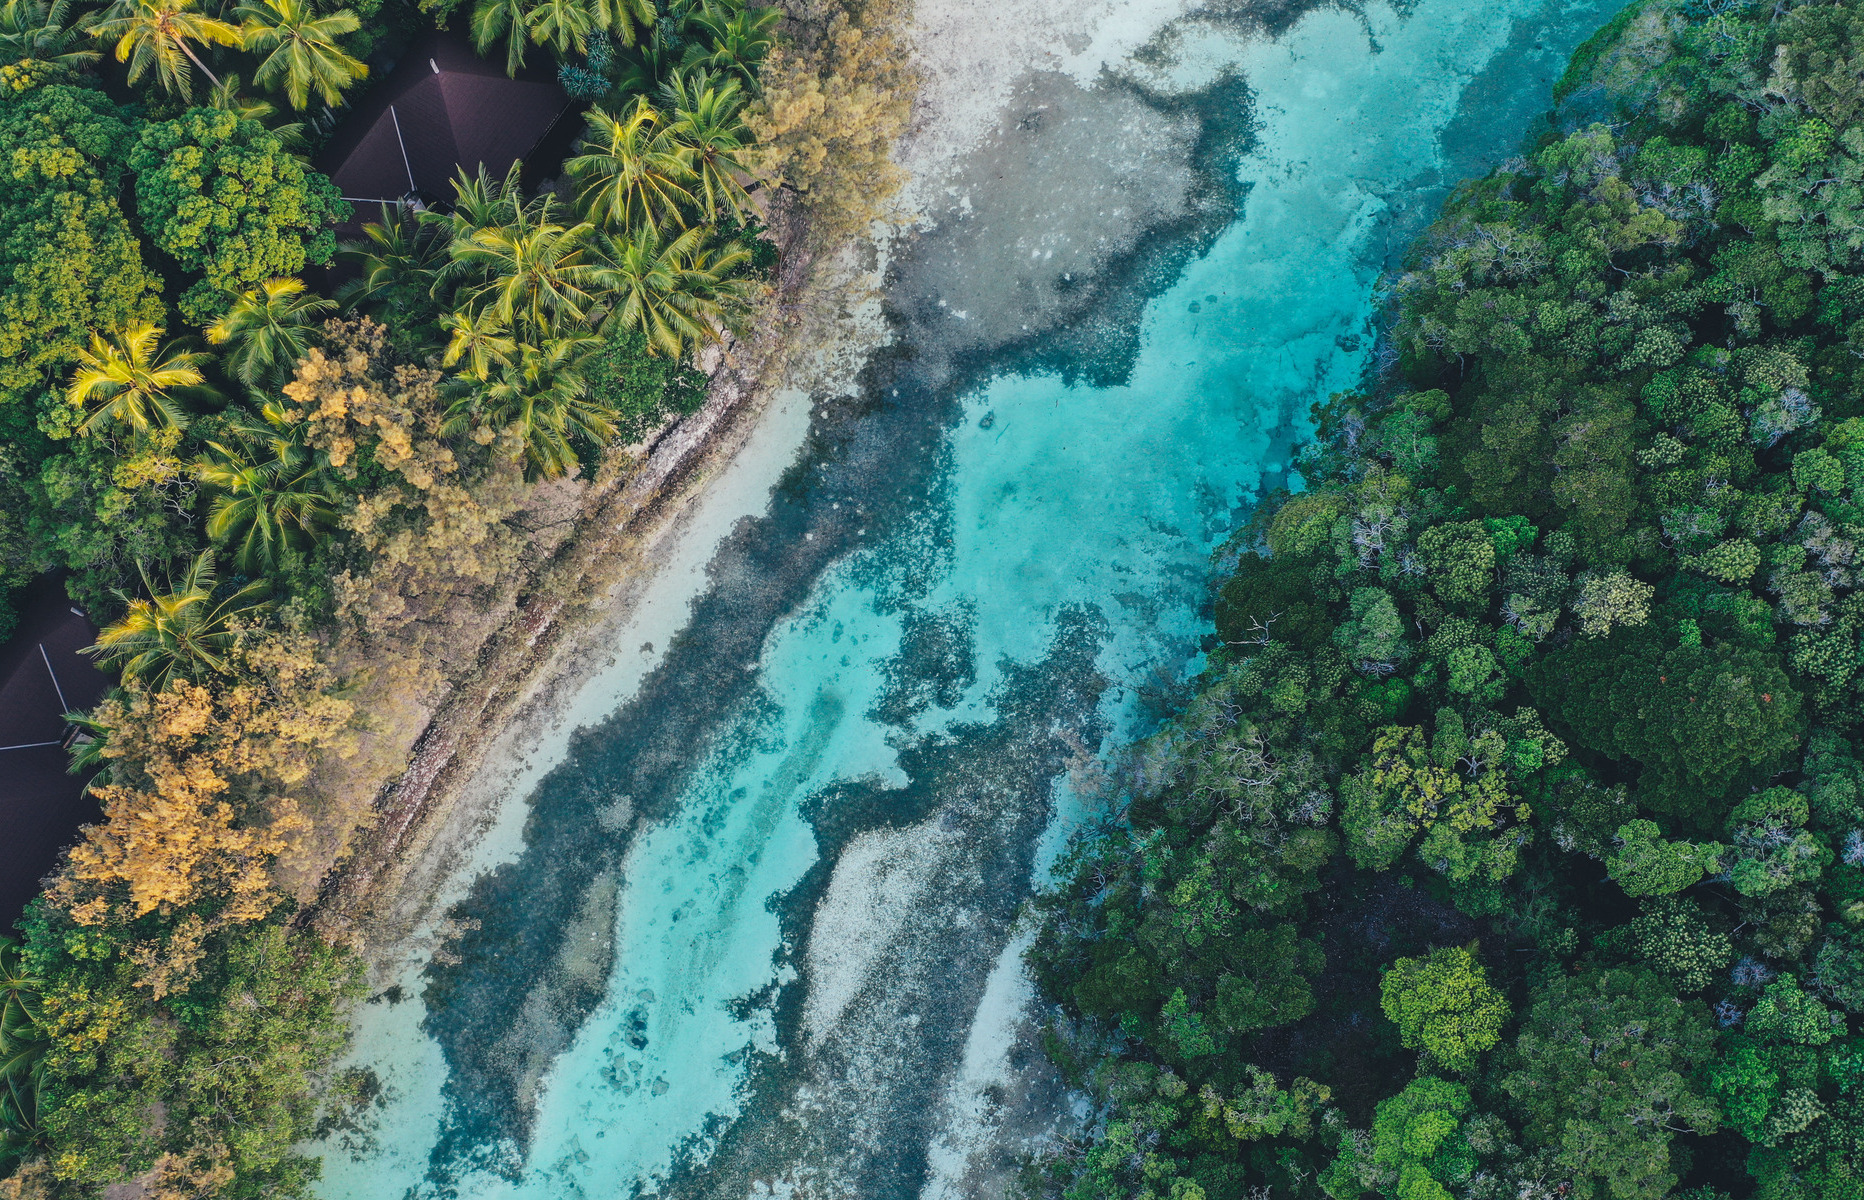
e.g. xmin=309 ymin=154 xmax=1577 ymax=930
xmin=1605 ymin=819 xmax=1725 ymax=898
xmin=129 ymin=107 xmax=345 ymax=323
xmin=1501 ymin=967 xmax=1719 ymax=1200
xmin=0 ymin=84 xmax=160 ymax=417
xmin=1379 ymin=945 xmax=1508 ymax=1074
xmin=1322 ymin=1076 xmax=1475 ymax=1200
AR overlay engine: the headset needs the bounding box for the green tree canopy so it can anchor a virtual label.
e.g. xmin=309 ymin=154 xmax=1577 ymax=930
xmin=129 ymin=107 xmax=345 ymax=323
xmin=1725 ymin=786 xmax=1830 ymax=899
xmin=1417 ymin=520 xmax=1497 ymax=609
xmin=598 ymin=220 xmax=750 ymax=357
xmin=1746 ymin=974 xmax=1845 ymax=1046
xmin=1322 ymin=1076 xmax=1475 ymax=1200
xmin=663 ymin=70 xmax=757 ymax=223
xmin=443 ymin=334 xmax=612 ymax=480
xmin=1622 ymin=898 xmax=1732 ymax=992
xmin=1530 ymin=627 xmax=1804 ymax=823
xmin=1379 ymin=945 xmax=1508 ymax=1074
xmin=1334 ymin=586 xmax=1410 ymax=669
xmin=0 ymin=84 xmax=160 ymax=417
xmin=1500 ymin=967 xmax=1719 ymax=1200
xmin=1605 ymin=819 xmax=1725 ymax=898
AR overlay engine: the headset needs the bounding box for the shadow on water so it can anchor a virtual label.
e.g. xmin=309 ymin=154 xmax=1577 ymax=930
xmin=413 ymin=38 xmax=1281 ymax=1191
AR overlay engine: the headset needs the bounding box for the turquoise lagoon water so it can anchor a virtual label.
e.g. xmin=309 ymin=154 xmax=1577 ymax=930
xmin=317 ymin=0 xmax=1626 ymax=1195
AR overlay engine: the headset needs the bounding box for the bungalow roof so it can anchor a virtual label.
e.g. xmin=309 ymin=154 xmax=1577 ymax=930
xmin=316 ymin=29 xmax=572 ymax=208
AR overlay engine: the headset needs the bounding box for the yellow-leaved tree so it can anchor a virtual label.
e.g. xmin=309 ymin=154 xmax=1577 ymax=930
xmin=747 ymin=0 xmax=913 ymax=248
xmin=58 ymin=634 xmax=353 ymax=915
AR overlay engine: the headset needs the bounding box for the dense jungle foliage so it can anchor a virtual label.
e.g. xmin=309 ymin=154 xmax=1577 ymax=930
xmin=1023 ymin=3 xmax=1864 ymax=1199
xmin=0 ymin=0 xmax=911 ymax=1188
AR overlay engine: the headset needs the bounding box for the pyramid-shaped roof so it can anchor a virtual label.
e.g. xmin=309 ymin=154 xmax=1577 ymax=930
xmin=318 ymin=30 xmax=571 ymax=207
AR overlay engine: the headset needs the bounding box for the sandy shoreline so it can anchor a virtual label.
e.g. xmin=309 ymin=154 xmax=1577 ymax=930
xmin=318 ymin=205 xmax=851 ymax=962
xmin=307 ymin=8 xmax=1272 ymax=1200
xmin=321 ymin=0 xmax=1219 ymax=981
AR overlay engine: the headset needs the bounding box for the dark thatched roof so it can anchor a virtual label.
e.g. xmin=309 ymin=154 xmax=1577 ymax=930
xmin=0 ymin=576 xmax=110 ymax=934
xmin=316 ymin=29 xmax=572 ymax=208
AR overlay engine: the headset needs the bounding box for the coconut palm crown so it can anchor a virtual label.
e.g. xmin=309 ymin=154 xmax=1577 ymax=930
xmin=66 ymin=323 xmax=214 ymax=438
xmin=469 ymin=0 xmax=528 ymax=76
xmin=206 ymin=277 xmax=335 ymax=388
xmin=662 ymin=70 xmax=756 ymax=222
xmin=444 ymin=334 xmax=609 ymax=479
xmin=196 ymin=404 xmax=338 ymax=574
xmin=0 ymin=938 xmax=45 ymax=1163
xmin=236 ymin=0 xmax=366 ymax=110
xmin=567 ymin=96 xmax=697 ymax=234
xmin=85 ymin=551 xmax=271 ymax=690
xmin=86 ymin=0 xmax=242 ymax=99
xmin=0 ymin=0 xmax=98 ymax=69
xmin=447 ymin=192 xmax=602 ymax=337
xmin=598 ymin=221 xmax=749 ymax=357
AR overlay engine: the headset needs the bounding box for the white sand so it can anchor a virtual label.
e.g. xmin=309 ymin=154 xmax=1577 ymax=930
xmin=899 ymin=0 xmax=1202 ymax=206
xmin=801 ymin=819 xmax=951 ymax=1047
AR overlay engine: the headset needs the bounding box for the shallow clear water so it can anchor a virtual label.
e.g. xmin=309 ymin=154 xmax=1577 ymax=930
xmin=317 ymin=1 xmax=1625 ymax=1196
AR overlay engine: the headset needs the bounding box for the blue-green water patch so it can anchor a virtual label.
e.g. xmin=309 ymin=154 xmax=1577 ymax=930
xmin=315 ymin=0 xmax=1631 ymax=1195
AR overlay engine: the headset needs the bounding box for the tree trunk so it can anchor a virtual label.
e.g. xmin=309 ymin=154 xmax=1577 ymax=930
xmin=179 ymin=37 xmax=222 ymax=93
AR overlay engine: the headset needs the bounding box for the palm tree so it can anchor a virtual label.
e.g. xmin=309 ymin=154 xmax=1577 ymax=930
xmin=440 ymin=163 xmax=524 ymax=235
xmin=525 ymin=0 xmax=593 ymax=55
xmin=85 ymin=551 xmax=271 ymax=690
xmin=236 ymin=0 xmax=364 ymax=109
xmin=445 ymin=334 xmax=612 ymax=478
xmin=567 ymin=97 xmax=696 ymax=233
xmin=686 ymin=0 xmax=774 ymax=92
xmin=440 ymin=307 xmax=518 ymax=381
xmin=594 ymin=0 xmax=652 ymax=47
xmin=86 ymin=0 xmax=242 ymax=99
xmin=0 ymin=941 xmax=43 ymax=1091
xmin=420 ymin=163 xmax=525 ymax=303
xmin=206 ymin=71 xmax=307 ymax=148
xmin=61 ymin=709 xmax=112 ymax=783
xmin=206 ymin=68 xmax=267 ymax=116
xmin=206 ymin=277 xmax=335 ymax=388
xmin=598 ymin=222 xmax=749 ymax=356
xmin=0 ymin=940 xmax=42 ymax=1077
xmin=0 ymin=0 xmax=97 ymax=68
xmin=469 ymin=0 xmax=527 ymax=76
xmin=337 ymin=204 xmax=449 ymax=314
xmin=0 ymin=939 xmax=44 ymax=1164
xmin=449 ymin=195 xmax=602 ymax=337
xmin=196 ymin=405 xmax=337 ymax=573
xmin=610 ymin=30 xmax=677 ymax=96
xmin=662 ymin=71 xmax=755 ymax=222
xmin=67 ymin=323 xmax=214 ymax=438
xmin=423 ymin=165 xmax=525 ymax=308
xmin=0 ymin=1074 xmax=41 ymax=1164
